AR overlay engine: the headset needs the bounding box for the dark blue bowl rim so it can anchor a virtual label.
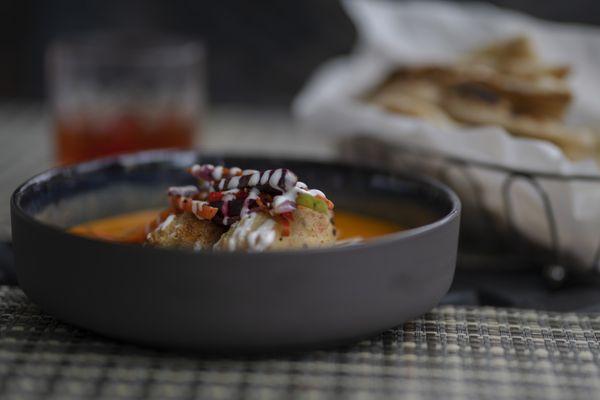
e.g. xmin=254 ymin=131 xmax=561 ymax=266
xmin=11 ymin=149 xmax=461 ymax=257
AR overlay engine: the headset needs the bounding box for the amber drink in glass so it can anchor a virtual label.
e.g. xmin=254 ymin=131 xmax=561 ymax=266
xmin=48 ymin=33 xmax=204 ymax=164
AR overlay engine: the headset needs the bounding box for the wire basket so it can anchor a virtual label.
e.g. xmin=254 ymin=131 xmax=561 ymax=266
xmin=339 ymin=136 xmax=600 ymax=285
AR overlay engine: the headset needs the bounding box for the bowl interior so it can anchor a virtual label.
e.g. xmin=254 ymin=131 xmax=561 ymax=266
xmin=14 ymin=151 xmax=457 ymax=235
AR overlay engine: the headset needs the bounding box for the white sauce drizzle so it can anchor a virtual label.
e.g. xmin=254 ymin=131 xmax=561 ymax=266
xmin=157 ymin=214 xmax=175 ymax=231
xmin=307 ymin=188 xmax=325 ymax=197
xmin=260 ymin=170 xmax=271 ymax=185
xmin=190 ymin=164 xmax=206 ymax=177
xmin=248 ymin=173 xmax=260 ymax=187
xmin=220 ymin=213 xmax=277 ymax=252
xmin=189 ymin=199 xmax=210 ymax=218
xmin=271 ymin=181 xmax=328 ymax=214
xmin=221 ymin=190 xmax=238 ymax=201
xmin=227 ymin=176 xmax=241 ymax=190
xmin=241 ymin=187 xmax=260 ymax=217
xmin=185 ymin=166 xmax=333 ymax=233
xmin=272 ymin=190 xmax=297 ymax=212
xmin=246 ymin=218 xmax=277 ymax=252
xmin=269 ymin=169 xmax=282 ymax=190
xmin=213 ymin=166 xmax=224 ymax=181
xmin=168 ymin=185 xmax=199 ymax=197
xmin=283 ymin=172 xmax=296 ymax=191
xmin=225 ymin=213 xmax=257 ymax=251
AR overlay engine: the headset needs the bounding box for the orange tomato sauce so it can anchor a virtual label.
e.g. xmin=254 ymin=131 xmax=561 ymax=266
xmin=70 ymin=209 xmax=403 ymax=244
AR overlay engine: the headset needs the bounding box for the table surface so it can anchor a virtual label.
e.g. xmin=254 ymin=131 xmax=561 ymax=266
xmin=2 ymin=104 xmax=600 ymax=399
xmin=2 ymin=285 xmax=600 ymax=400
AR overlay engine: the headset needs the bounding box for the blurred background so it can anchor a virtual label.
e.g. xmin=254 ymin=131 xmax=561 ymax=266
xmin=1 ymin=0 xmax=599 ymax=105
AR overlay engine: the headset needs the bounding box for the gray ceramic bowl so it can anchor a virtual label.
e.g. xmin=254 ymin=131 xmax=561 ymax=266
xmin=11 ymin=151 xmax=460 ymax=352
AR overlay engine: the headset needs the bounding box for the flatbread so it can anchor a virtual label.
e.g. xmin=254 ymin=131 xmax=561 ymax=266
xmin=366 ymin=36 xmax=596 ymax=160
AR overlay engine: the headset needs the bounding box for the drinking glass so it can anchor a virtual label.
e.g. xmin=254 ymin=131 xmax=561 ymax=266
xmin=47 ymin=32 xmax=204 ymax=164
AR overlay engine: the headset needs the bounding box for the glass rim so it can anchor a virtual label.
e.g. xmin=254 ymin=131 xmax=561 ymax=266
xmin=48 ymin=30 xmax=205 ymax=67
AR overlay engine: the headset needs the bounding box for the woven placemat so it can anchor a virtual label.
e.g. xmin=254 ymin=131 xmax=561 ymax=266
xmin=1 ymin=286 xmax=600 ymax=400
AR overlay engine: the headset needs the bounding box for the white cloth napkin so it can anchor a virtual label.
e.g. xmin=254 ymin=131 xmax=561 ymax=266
xmin=294 ymin=0 xmax=600 ymax=269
